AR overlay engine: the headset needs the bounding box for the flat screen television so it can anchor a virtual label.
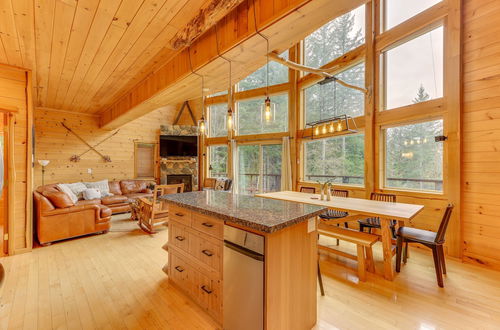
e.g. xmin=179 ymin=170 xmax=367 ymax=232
xmin=159 ymin=135 xmax=198 ymax=157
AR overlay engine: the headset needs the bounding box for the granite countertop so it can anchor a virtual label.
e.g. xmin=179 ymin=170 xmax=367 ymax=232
xmin=160 ymin=191 xmax=327 ymax=233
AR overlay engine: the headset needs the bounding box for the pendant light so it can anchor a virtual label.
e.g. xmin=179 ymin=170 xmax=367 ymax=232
xmin=227 ymin=59 xmax=233 ymax=131
xmin=198 ymin=75 xmax=206 ymax=134
xmin=259 ymin=32 xmax=275 ymax=123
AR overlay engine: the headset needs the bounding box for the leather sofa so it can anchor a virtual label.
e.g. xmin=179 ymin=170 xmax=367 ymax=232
xmin=33 ymin=179 xmax=155 ymax=245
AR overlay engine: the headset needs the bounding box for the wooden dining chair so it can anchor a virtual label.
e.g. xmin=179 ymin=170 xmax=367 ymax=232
xmin=396 ymin=204 xmax=454 ymax=287
xmin=358 ymin=192 xmax=397 ymax=237
xmin=319 ymin=189 xmax=349 ymax=246
xmin=138 ymin=183 xmax=184 ymax=233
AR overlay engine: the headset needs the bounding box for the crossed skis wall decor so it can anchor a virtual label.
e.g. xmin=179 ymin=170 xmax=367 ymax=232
xmin=61 ymin=122 xmax=119 ymax=162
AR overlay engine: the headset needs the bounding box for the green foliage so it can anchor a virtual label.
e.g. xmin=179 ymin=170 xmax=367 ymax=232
xmin=209 ymin=145 xmax=228 ymax=177
xmin=237 ymin=94 xmax=288 ymax=135
xmin=237 ymin=51 xmax=289 ymax=91
xmin=412 ymin=85 xmax=430 ymax=104
xmin=208 ymin=103 xmax=228 ymax=138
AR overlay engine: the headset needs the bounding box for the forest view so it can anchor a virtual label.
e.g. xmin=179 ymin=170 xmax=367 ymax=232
xmin=208 ymin=4 xmax=443 ymax=193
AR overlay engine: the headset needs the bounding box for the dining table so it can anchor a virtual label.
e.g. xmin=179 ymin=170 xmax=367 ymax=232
xmin=256 ymin=190 xmax=425 ymax=280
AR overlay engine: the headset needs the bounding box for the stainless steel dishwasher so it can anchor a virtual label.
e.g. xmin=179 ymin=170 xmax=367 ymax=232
xmin=223 ymin=225 xmax=264 ymax=330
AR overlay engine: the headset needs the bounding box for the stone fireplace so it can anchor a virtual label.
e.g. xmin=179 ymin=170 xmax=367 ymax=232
xmin=159 ymin=125 xmax=199 ymax=191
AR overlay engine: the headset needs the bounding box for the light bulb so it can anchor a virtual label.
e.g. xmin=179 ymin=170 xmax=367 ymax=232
xmin=404 ymin=140 xmax=408 ymax=146
xmin=227 ymin=114 xmax=232 ymax=129
xmin=329 ymin=122 xmax=335 ymax=133
xmin=322 ymin=125 xmax=327 ymax=134
xmin=199 ymin=120 xmax=205 ymax=132
xmin=314 ymin=126 xmax=320 ymax=136
xmin=410 ymin=140 xmax=414 ymax=145
xmin=264 ymin=97 xmax=272 ymax=122
xmin=337 ymin=121 xmax=342 ymax=131
xmin=423 ymin=138 xmax=428 ymax=143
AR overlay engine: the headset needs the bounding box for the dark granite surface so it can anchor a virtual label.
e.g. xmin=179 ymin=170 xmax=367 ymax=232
xmin=160 ymin=191 xmax=327 ymax=233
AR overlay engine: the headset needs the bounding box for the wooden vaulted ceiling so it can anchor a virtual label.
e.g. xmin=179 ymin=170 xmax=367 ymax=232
xmin=0 ymin=0 xmax=235 ymax=114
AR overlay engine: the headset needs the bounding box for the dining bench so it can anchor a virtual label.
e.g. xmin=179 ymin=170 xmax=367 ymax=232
xmin=318 ymin=223 xmax=378 ymax=282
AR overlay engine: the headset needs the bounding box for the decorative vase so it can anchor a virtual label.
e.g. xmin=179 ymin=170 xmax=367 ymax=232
xmin=320 ymin=183 xmax=325 ymax=200
xmin=326 ymin=184 xmax=332 ymax=201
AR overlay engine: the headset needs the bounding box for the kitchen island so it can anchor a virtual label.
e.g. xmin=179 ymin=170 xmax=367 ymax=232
xmin=161 ymin=191 xmax=327 ymax=330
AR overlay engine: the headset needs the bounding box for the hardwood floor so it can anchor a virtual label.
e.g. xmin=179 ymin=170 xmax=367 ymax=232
xmin=1 ymin=223 xmax=500 ymax=329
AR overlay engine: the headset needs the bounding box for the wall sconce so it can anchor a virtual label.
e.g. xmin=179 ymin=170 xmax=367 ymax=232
xmin=38 ymin=159 xmax=50 ymax=186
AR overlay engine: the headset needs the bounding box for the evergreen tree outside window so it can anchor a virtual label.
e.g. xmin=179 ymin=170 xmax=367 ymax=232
xmin=208 ymin=145 xmax=228 ymax=178
xmin=304 ymin=62 xmax=365 ymax=126
xmin=304 ymin=134 xmax=365 ymax=186
xmin=237 ymin=51 xmax=289 ymax=91
xmin=384 ymin=120 xmax=443 ymax=192
xmin=304 ymin=5 xmax=365 ymax=68
xmin=383 ymin=26 xmax=443 ymax=110
xmin=208 ymin=103 xmax=228 ymax=138
xmin=236 ymin=94 xmax=288 ymax=135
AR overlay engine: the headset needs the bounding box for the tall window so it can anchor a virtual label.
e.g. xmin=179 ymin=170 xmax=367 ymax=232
xmin=383 ymin=26 xmax=443 ymax=110
xmin=303 ymin=134 xmax=364 ymax=186
xmin=384 ymin=0 xmax=442 ymax=31
xmin=208 ymin=103 xmax=228 ymax=137
xmin=238 ymin=144 xmax=282 ymax=194
xmin=304 ymin=5 xmax=365 ymax=68
xmin=237 ymin=51 xmax=289 ymax=91
xmin=304 ymin=62 xmax=365 ymax=126
xmin=384 ymin=120 xmax=443 ymax=192
xmin=208 ymin=145 xmax=228 ymax=178
xmin=237 ymin=94 xmax=288 ymax=135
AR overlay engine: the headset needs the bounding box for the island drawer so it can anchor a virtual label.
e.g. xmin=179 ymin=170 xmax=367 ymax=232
xmin=169 ymin=205 xmax=192 ymax=225
xmin=169 ymin=253 xmax=194 ymax=292
xmin=194 ymin=271 xmax=222 ymax=322
xmin=189 ymin=232 xmax=222 ymax=273
xmin=169 ymin=221 xmax=190 ymax=253
xmin=191 ymin=213 xmax=223 ymax=240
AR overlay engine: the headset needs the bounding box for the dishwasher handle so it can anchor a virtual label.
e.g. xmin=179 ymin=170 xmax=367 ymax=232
xmin=224 ymin=240 xmax=264 ymax=261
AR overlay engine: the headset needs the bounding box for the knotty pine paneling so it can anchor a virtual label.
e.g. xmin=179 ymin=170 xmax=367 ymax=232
xmin=34 ymin=107 xmax=175 ymax=187
xmin=462 ymin=0 xmax=500 ymax=270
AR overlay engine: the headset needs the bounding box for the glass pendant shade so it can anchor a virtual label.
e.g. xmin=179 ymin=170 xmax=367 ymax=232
xmin=261 ymin=96 xmax=276 ymax=123
xmin=227 ymin=108 xmax=233 ymax=129
xmin=199 ymin=115 xmax=206 ymax=133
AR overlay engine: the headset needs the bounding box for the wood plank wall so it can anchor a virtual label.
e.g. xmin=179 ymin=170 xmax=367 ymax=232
xmin=462 ymin=0 xmax=500 ymax=270
xmin=0 ymin=65 xmax=32 ymax=254
xmin=33 ymin=107 xmax=175 ymax=187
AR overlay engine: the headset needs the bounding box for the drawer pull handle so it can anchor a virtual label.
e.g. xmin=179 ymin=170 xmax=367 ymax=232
xmin=174 ymin=266 xmax=184 ymax=273
xmin=201 ymin=285 xmax=212 ymax=294
xmin=175 ymin=235 xmax=185 ymax=241
xmin=202 ymin=222 xmax=213 ymax=228
xmin=202 ymin=249 xmax=213 ymax=257
xmin=175 ymin=213 xmax=184 ymax=217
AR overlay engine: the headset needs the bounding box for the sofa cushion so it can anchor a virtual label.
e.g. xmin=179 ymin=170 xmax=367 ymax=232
xmin=66 ymin=182 xmax=88 ymax=200
xmin=84 ymin=179 xmax=113 ymax=197
xmin=75 ymin=199 xmax=101 ymax=206
xmin=42 ymin=191 xmax=75 ymax=208
xmin=101 ymin=195 xmax=128 ymax=205
xmin=82 ymin=188 xmax=101 ymax=200
xmin=100 ymin=205 xmax=112 ymax=218
xmin=108 ymin=181 xmax=122 ymax=195
xmin=120 ymin=180 xmax=148 ymax=194
xmin=56 ymin=184 xmax=78 ymax=204
xmin=124 ymin=192 xmax=153 ymax=199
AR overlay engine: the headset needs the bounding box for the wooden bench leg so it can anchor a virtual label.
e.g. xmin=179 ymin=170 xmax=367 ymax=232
xmin=365 ymin=246 xmax=375 ymax=273
xmin=357 ymin=245 xmax=366 ymax=282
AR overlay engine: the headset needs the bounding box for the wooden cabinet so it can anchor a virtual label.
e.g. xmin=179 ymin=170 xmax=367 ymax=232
xmin=167 ymin=207 xmax=223 ymax=324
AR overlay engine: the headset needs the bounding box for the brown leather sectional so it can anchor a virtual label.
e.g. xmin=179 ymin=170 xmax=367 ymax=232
xmin=34 ymin=179 xmax=155 ymax=245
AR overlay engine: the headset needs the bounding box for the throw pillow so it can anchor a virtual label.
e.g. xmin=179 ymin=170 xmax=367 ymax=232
xmin=65 ymin=182 xmax=88 ymax=200
xmin=84 ymin=179 xmax=113 ymax=197
xmin=82 ymin=188 xmax=101 ymax=200
xmin=56 ymin=184 xmax=78 ymax=204
xmin=42 ymin=191 xmax=75 ymax=208
xmin=214 ymin=178 xmax=226 ymax=191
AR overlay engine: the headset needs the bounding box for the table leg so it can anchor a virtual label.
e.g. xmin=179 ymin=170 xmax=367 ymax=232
xmin=380 ymin=218 xmax=394 ymax=280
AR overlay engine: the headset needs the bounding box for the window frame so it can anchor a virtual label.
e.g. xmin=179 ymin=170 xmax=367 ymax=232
xmin=134 ymin=141 xmax=157 ymax=180
xmin=207 ymin=144 xmax=229 ymax=178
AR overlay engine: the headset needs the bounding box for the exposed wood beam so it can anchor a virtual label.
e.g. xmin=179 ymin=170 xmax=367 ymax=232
xmin=99 ymin=0 xmax=368 ymax=129
xmin=170 ymin=0 xmax=246 ymax=50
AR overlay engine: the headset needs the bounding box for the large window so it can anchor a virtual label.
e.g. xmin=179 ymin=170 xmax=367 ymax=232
xmin=303 ymin=134 xmax=364 ymax=186
xmin=304 ymin=5 xmax=365 ymax=68
xmin=237 ymin=51 xmax=289 ymax=91
xmin=384 ymin=120 xmax=443 ymax=192
xmin=238 ymin=144 xmax=282 ymax=195
xmin=208 ymin=145 xmax=228 ymax=178
xmin=304 ymin=62 xmax=365 ymax=125
xmin=383 ymin=26 xmax=443 ymax=110
xmin=237 ymin=94 xmax=288 ymax=135
xmin=384 ymin=0 xmax=442 ymax=31
xmin=208 ymin=103 xmax=228 ymax=137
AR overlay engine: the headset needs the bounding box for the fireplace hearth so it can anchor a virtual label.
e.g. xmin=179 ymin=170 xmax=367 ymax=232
xmin=166 ymin=174 xmax=193 ymax=192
